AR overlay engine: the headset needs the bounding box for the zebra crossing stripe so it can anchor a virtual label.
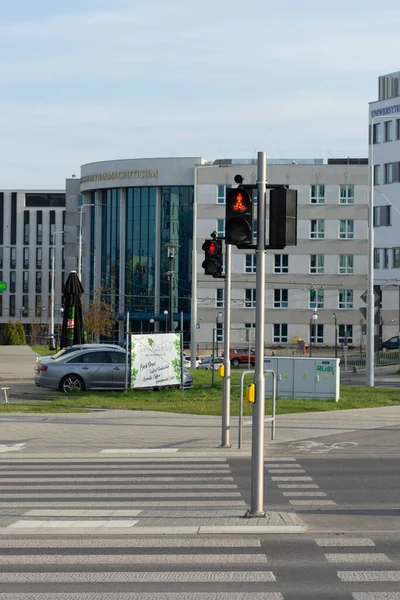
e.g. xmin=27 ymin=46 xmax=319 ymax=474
xmin=0 ymin=492 xmax=242 ymax=499
xmin=325 ymin=553 xmax=391 ymax=563
xmin=0 ymin=538 xmax=262 ymax=548
xmin=0 ymin=477 xmax=235 ymax=482
xmin=315 ymin=538 xmax=375 ymax=547
xmin=267 ymin=470 xmax=306 ymax=474
xmin=289 ymin=500 xmax=336 ymax=506
xmin=352 ymin=594 xmax=400 ymax=599
xmin=338 ymin=571 xmax=400 ymax=581
xmin=0 ymin=484 xmax=238 ymax=490
xmin=282 ymin=492 xmax=326 ymax=497
xmin=0 ymin=554 xmax=267 ymax=565
xmin=101 ymin=449 xmax=180 ymax=453
xmin=271 ymin=477 xmax=313 ymax=481
xmin=0 ymin=571 xmax=276 ymax=582
xmin=277 ymin=484 xmax=319 ymax=489
xmin=0 ymin=594 xmax=285 ymax=600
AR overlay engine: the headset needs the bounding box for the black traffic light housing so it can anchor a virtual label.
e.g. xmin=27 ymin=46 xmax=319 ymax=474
xmin=202 ymin=238 xmax=223 ymax=276
xmin=269 ymin=188 xmax=298 ymax=248
xmin=225 ymin=187 xmax=253 ymax=246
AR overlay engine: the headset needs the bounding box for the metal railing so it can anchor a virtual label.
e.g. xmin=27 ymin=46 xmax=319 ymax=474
xmin=340 ymin=350 xmax=400 ymax=370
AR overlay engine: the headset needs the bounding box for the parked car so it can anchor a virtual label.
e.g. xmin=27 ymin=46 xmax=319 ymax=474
xmin=38 ymin=344 xmax=121 ymax=365
xmin=197 ymin=356 xmax=223 ymax=371
xmin=184 ymin=355 xmax=202 ymax=368
xmin=35 ymin=348 xmax=193 ymax=392
xmin=229 ymin=348 xmax=256 ymax=367
xmin=380 ymin=336 xmax=400 ymax=350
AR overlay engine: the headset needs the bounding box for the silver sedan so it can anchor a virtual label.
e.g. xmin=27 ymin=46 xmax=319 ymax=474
xmin=35 ymin=348 xmax=193 ymax=393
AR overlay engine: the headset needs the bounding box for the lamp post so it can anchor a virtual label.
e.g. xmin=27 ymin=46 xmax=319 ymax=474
xmin=165 ymin=244 xmax=179 ymax=333
xmin=216 ymin=311 xmax=223 ymax=358
xmin=19 ymin=306 xmax=25 ymax=321
xmin=309 ymin=308 xmax=318 ymax=357
xmin=149 ymin=318 xmax=155 ymax=332
xmin=332 ymin=312 xmax=338 ymax=359
xmin=78 ymin=203 xmax=96 ymax=282
xmin=163 ymin=310 xmax=168 ymax=333
xmin=49 ymin=230 xmax=64 ymax=350
xmin=56 ymin=307 xmax=64 ymax=352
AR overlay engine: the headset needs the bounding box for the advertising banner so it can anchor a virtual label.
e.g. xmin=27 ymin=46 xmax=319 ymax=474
xmin=130 ymin=332 xmax=182 ymax=389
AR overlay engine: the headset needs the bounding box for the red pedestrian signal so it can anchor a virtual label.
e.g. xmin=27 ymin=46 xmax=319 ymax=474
xmin=225 ymin=188 xmax=253 ymax=245
xmin=202 ymin=239 xmax=223 ymax=276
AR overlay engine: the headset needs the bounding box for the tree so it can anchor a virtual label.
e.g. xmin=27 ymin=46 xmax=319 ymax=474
xmin=15 ymin=321 xmax=27 ymax=345
xmin=3 ymin=321 xmax=26 ymax=345
xmin=82 ymin=287 xmax=118 ymax=342
xmin=3 ymin=321 xmax=13 ymax=345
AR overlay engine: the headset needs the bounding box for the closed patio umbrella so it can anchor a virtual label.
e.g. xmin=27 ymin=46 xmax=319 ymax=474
xmin=60 ymin=271 xmax=87 ymax=348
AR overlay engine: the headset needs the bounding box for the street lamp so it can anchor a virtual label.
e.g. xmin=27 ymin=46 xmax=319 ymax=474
xmin=163 ymin=310 xmax=168 ymax=333
xmin=309 ymin=308 xmax=318 ymax=357
xmin=165 ymin=244 xmax=179 ymax=333
xmin=332 ymin=312 xmax=338 ymax=359
xmin=149 ymin=318 xmax=155 ymax=332
xmin=19 ymin=306 xmax=25 ymax=320
xmin=216 ymin=311 xmax=223 ymax=357
xmin=49 ymin=230 xmax=64 ymax=350
xmin=78 ymin=203 xmax=96 ymax=282
xmin=56 ymin=307 xmax=64 ymax=351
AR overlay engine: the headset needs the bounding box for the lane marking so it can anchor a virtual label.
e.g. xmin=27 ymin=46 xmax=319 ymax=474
xmin=277 ymin=484 xmax=319 ymax=489
xmin=101 ymin=449 xmax=180 ymax=453
xmin=289 ymin=500 xmax=337 ymax=506
xmin=338 ymin=571 xmax=400 ymax=582
xmin=272 ymin=477 xmax=313 ymax=481
xmin=0 ymin=594 xmax=284 ymax=600
xmin=0 ymin=443 xmax=25 ymax=453
xmin=283 ymin=491 xmax=327 ymax=497
xmin=0 ymin=538 xmax=262 ymax=548
xmin=0 ymin=483 xmax=238 ymax=490
xmin=1 ymin=500 xmax=247 ymax=507
xmin=316 ymin=538 xmax=375 ymax=547
xmin=6 ymin=491 xmax=242 ymax=498
xmin=24 ymin=509 xmax=142 ymax=517
xmin=8 ymin=520 xmax=139 ymax=529
xmin=0 ymin=553 xmax=268 ymax=565
xmin=267 ymin=469 xmax=306 ymax=474
xmin=353 ymin=594 xmax=400 ymax=599
xmin=325 ymin=553 xmax=391 ymax=563
xmin=0 ymin=476 xmax=235 ymax=482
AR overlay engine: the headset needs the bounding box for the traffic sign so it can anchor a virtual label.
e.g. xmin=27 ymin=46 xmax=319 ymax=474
xmin=360 ymin=291 xmax=380 ymax=307
xmin=0 ymin=281 xmax=7 ymax=292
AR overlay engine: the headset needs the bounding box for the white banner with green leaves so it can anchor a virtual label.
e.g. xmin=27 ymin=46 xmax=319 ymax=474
xmin=130 ymin=332 xmax=182 ymax=389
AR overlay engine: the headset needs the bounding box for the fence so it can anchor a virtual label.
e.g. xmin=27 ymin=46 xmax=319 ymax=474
xmin=340 ymin=350 xmax=400 ymax=370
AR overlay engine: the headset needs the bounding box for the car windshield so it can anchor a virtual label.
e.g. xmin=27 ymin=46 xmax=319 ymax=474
xmin=51 ymin=347 xmax=75 ymax=360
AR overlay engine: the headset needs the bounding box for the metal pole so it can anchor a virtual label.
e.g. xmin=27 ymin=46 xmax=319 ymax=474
xmin=309 ymin=320 xmax=312 ymax=357
xmin=125 ymin=312 xmax=130 ymax=394
xmin=180 ymin=311 xmax=184 ymax=391
xmin=169 ymin=254 xmax=174 ymax=333
xmin=249 ymin=151 xmax=267 ymax=517
xmin=367 ymin=122 xmax=375 ymax=386
xmin=211 ymin=327 xmax=215 ymax=388
xmin=215 ymin=317 xmax=219 ymax=358
xmin=50 ymin=245 xmax=55 ymax=346
xmin=78 ymin=207 xmax=83 ymax=281
xmin=335 ymin=315 xmax=338 ymax=359
xmin=190 ymin=167 xmax=198 ymax=370
xmin=221 ymin=244 xmax=231 ymax=448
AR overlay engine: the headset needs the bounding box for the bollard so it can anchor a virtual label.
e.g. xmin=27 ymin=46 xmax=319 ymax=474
xmin=1 ymin=387 xmax=9 ymax=404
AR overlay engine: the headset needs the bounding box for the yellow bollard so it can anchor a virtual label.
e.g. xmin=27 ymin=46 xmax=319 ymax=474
xmin=1 ymin=387 xmax=9 ymax=404
xmin=246 ymin=383 xmax=255 ymax=403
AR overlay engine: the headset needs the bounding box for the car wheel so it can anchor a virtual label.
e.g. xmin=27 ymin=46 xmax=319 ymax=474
xmin=60 ymin=375 xmax=85 ymax=393
xmin=231 ymin=359 xmax=240 ymax=367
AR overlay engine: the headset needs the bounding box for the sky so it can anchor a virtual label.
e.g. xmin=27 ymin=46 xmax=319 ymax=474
xmin=1 ymin=0 xmax=400 ymax=188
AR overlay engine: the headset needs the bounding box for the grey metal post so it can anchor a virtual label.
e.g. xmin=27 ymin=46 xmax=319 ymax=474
xmin=124 ymin=312 xmax=130 ymax=394
xmin=249 ymin=151 xmax=267 ymax=517
xmin=180 ymin=311 xmax=184 ymax=391
xmin=211 ymin=327 xmax=216 ymax=387
xmin=221 ymin=244 xmax=231 ymax=448
xmin=367 ymin=130 xmax=375 ymax=386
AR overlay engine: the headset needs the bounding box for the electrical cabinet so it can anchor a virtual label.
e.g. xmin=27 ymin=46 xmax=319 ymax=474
xmin=264 ymin=357 xmax=339 ymax=401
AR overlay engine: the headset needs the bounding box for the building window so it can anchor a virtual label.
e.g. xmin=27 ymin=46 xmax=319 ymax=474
xmin=245 ymin=288 xmax=256 ymax=308
xmin=0 ymin=295 xmax=2 ymax=317
xmin=0 ymin=248 xmax=2 ymax=269
xmin=383 ymin=248 xmax=390 ymax=269
xmin=245 ymin=254 xmax=256 ymax=273
xmin=216 ymin=288 xmax=224 ymax=308
xmin=36 ymin=211 xmax=43 ymax=245
xmin=36 ymin=248 xmax=42 ymax=269
xmin=217 ymin=219 xmax=224 ymax=238
xmin=339 ymin=255 xmax=354 ymax=274
xmin=374 ymin=248 xmax=381 ymax=269
xmin=384 ymin=120 xmax=393 ymax=142
xmin=374 ymin=205 xmax=391 ymax=227
xmin=373 ymin=123 xmax=381 ymax=144
xmin=22 ymin=296 xmax=28 ymax=317
xmin=393 ymin=248 xmax=400 ymax=268
xmin=23 ymin=211 xmax=30 ymax=245
xmin=339 ymin=185 xmax=355 ymax=204
xmin=9 ymin=271 xmax=16 ymax=294
xmin=23 ymin=271 xmax=29 ymax=293
xmin=10 ymin=247 xmax=16 ymax=269
xmin=310 ymin=219 xmax=325 ymax=239
xmin=274 ymin=289 xmax=288 ymax=308
xmin=310 ymin=289 xmax=324 ymax=309
xmin=216 ymin=322 xmax=223 ymax=343
xmin=311 ymin=324 xmax=324 ymax=344
xmin=48 ymin=271 xmax=53 ymax=294
xmin=217 ymin=184 xmax=232 ymax=204
xmin=397 ymin=119 xmax=400 ymax=140
xmin=36 ymin=272 xmax=42 ymax=294
xmin=339 ymin=219 xmax=354 ymax=239
xmin=49 ymin=210 xmax=55 ymax=245
xmin=339 ymin=290 xmax=353 ymax=309
xmin=384 ymin=163 xmax=393 ymax=184
xmin=339 ymin=325 xmax=353 ymax=344
xmin=62 ymin=247 xmax=65 ymax=270
xmin=35 ymin=295 xmax=42 ymax=317
xmin=374 ymin=165 xmax=381 ymax=185
xmin=274 ymin=254 xmax=288 ymax=274
xmin=9 ymin=295 xmax=16 ymax=318
xmin=49 ymin=247 xmax=54 ymax=269
xmin=273 ymin=324 xmax=288 ymax=343
xmin=310 ymin=184 xmax=325 ymax=204
xmin=310 ymin=254 xmax=324 ymax=274
xmin=23 ymin=248 xmax=29 ymax=269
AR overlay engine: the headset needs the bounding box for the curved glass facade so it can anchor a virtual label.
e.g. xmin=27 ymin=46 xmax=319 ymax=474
xmin=101 ymin=189 xmax=120 ymax=312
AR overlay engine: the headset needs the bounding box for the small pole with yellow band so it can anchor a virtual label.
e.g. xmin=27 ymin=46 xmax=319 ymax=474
xmin=218 ymin=364 xmax=225 ymax=378
xmin=246 ymin=383 xmax=255 ymax=404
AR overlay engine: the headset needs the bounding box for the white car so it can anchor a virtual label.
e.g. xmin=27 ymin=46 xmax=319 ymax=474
xmin=184 ymin=355 xmax=202 ymax=368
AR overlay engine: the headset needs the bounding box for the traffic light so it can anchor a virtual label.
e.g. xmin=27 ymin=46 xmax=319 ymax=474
xmin=269 ymin=188 xmax=298 ymax=248
xmin=225 ymin=187 xmax=253 ymax=246
xmin=202 ymin=239 xmax=223 ymax=276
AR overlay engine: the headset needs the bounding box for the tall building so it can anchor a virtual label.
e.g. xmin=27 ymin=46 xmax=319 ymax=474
xmin=0 ymin=190 xmax=65 ymax=342
xmin=369 ymin=71 xmax=400 ymax=343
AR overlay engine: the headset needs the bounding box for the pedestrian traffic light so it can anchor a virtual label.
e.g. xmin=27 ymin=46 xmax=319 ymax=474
xmin=225 ymin=188 xmax=253 ymax=246
xmin=269 ymin=188 xmax=298 ymax=248
xmin=202 ymin=239 xmax=223 ymax=276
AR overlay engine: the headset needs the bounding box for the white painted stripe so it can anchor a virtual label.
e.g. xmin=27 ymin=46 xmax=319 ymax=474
xmin=1 ymin=500 xmax=246 ymax=507
xmin=338 ymin=571 xmax=400 ymax=582
xmin=0 ymin=457 xmax=228 ymax=463
xmin=0 ymin=492 xmax=242 ymax=499
xmin=272 ymin=477 xmax=313 ymax=481
xmin=325 ymin=553 xmax=391 ymax=563
xmin=1 ymin=464 xmax=232 ymax=470
xmin=0 ymin=571 xmax=276 ymax=583
xmin=0 ymin=469 xmax=231 ymax=475
xmin=264 ymin=464 xmax=302 ymax=468
xmin=0 ymin=483 xmax=238 ymax=490
xmin=316 ymin=538 xmax=375 ymax=547
xmin=353 ymin=594 xmax=400 ymax=599
xmin=24 ymin=509 xmax=142 ymax=517
xmin=289 ymin=500 xmax=337 ymax=506
xmin=277 ymin=484 xmax=319 ymax=489
xmin=101 ymin=449 xmax=180 ymax=453
xmin=0 ymin=538 xmax=262 ymax=548
xmin=8 ymin=520 xmax=139 ymax=529
xmin=0 ymin=554 xmax=267 ymax=565
xmin=0 ymin=594 xmax=284 ymax=600
xmin=283 ymin=491 xmax=327 ymax=497
xmin=0 ymin=476 xmax=235 ymax=482
xmin=267 ymin=470 xmax=306 ymax=474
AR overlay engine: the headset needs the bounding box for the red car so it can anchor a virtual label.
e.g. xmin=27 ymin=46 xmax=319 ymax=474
xmin=229 ymin=348 xmax=256 ymax=367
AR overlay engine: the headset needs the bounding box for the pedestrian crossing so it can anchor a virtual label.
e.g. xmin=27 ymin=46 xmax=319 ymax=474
xmin=0 ymin=534 xmax=399 ymax=598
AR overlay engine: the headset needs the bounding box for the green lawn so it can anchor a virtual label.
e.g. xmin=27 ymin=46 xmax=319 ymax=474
xmin=32 ymin=345 xmax=57 ymax=357
xmin=1 ymin=366 xmax=400 ymax=414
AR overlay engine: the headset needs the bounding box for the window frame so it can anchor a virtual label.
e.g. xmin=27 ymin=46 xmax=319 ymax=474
xmin=273 ymin=323 xmax=288 ymax=343
xmin=217 ymin=184 xmax=231 ymax=204
xmin=216 ymin=288 xmax=224 ymax=308
xmin=310 ymin=254 xmax=324 ymax=275
xmin=384 ymin=162 xmax=393 ymax=184
xmin=384 ymin=120 xmax=393 ymax=142
xmin=245 ymin=288 xmax=256 ymax=308
xmin=309 ymin=289 xmax=324 ymax=309
xmin=245 ymin=254 xmax=257 ymax=274
xmin=310 ymin=219 xmax=325 ymax=239
xmin=274 ymin=254 xmax=289 ymax=274
xmin=310 ymin=184 xmax=325 ymax=204
xmin=393 ymin=248 xmax=400 ymax=268
xmin=339 ymin=290 xmax=354 ymax=309
xmin=339 ymin=325 xmax=353 ymax=344
xmin=310 ymin=323 xmax=324 ymax=344
xmin=339 ymin=184 xmax=355 ymax=204
xmin=217 ymin=218 xmax=224 ymax=238
xmin=339 ymin=254 xmax=354 ymax=275
xmin=273 ymin=289 xmax=288 ymax=309
xmin=339 ymin=219 xmax=354 ymax=239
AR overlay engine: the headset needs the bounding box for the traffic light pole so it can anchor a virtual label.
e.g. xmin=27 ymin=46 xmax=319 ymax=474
xmin=221 ymin=243 xmax=231 ymax=448
xmin=249 ymin=151 xmax=267 ymax=517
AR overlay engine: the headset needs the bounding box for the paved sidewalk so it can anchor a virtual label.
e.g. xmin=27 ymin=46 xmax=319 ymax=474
xmin=0 ymin=345 xmax=39 ymax=382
